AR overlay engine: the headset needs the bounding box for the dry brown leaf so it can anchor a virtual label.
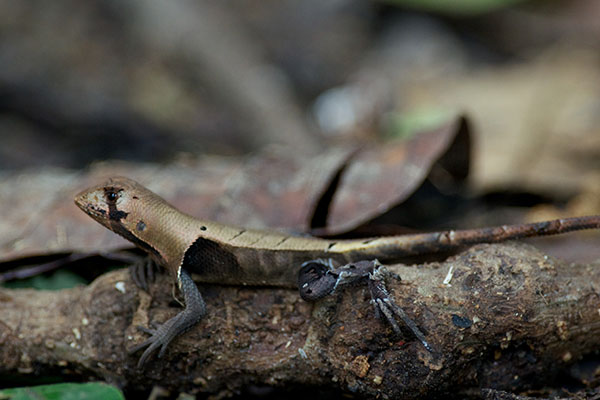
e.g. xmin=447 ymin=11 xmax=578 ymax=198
xmin=0 ymin=117 xmax=468 ymax=262
xmin=325 ymin=116 xmax=469 ymax=233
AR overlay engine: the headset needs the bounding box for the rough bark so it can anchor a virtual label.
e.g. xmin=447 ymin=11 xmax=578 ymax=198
xmin=1 ymin=242 xmax=599 ymax=398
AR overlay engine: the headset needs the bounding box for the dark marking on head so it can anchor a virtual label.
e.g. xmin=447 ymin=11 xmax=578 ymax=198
xmin=109 ymin=209 xmax=128 ymax=221
xmin=327 ymin=242 xmax=337 ymax=250
xmin=200 ymin=226 xmax=207 ymax=231
xmin=104 ymin=187 xmax=119 ymax=202
xmin=108 ymin=220 xmax=163 ymax=265
xmin=102 ymin=186 xmax=151 ymax=260
xmin=103 ymin=187 xmax=128 ymax=222
xmin=137 ymin=220 xmax=146 ymax=232
xmin=132 ymin=195 xmax=139 ymax=200
xmin=362 ymin=239 xmax=375 ymax=245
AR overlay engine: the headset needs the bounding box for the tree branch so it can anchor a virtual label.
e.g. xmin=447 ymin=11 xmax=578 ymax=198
xmin=1 ymin=243 xmax=599 ymax=398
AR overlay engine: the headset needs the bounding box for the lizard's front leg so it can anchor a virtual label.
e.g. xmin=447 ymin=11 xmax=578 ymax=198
xmin=129 ymin=268 xmax=206 ymax=367
xmin=298 ymin=259 xmax=433 ymax=352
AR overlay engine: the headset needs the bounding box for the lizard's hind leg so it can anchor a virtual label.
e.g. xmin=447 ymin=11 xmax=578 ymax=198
xmin=298 ymin=259 xmax=433 ymax=353
xmin=367 ymin=262 xmax=433 ymax=352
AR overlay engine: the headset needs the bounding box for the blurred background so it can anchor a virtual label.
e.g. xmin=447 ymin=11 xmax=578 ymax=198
xmin=2 ymin=1 xmax=600 ymax=397
xmin=1 ymin=0 xmax=599 ymax=186
xmin=1 ymin=0 xmax=600 ymax=246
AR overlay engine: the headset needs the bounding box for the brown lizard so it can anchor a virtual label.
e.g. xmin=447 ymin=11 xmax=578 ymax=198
xmin=74 ymin=177 xmax=600 ymax=367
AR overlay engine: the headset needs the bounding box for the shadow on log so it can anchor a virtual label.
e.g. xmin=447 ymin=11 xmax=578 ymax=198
xmin=1 ymin=242 xmax=599 ymax=398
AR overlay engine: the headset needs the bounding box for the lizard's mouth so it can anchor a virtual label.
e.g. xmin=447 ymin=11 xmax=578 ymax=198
xmin=74 ymin=191 xmax=109 ymax=222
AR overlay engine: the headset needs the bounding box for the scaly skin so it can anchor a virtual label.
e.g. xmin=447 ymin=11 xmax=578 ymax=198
xmin=74 ymin=177 xmax=600 ymax=366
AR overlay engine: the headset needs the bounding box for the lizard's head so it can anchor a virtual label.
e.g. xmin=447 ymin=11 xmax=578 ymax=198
xmin=74 ymin=176 xmax=160 ymax=236
xmin=75 ymin=177 xmax=178 ymax=266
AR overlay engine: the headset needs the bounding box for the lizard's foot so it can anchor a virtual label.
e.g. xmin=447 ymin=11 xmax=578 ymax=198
xmin=129 ymin=269 xmax=206 ymax=368
xmin=367 ymin=262 xmax=433 ymax=352
xmin=128 ymin=310 xmax=201 ymax=367
xmin=129 ymin=256 xmax=157 ymax=292
xmin=298 ymin=259 xmax=433 ymax=353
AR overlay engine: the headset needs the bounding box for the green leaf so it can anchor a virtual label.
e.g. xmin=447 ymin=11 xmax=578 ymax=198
xmin=0 ymin=382 xmax=124 ymax=400
xmin=384 ymin=108 xmax=455 ymax=140
xmin=383 ymin=0 xmax=528 ymax=15
xmin=2 ymin=270 xmax=87 ymax=290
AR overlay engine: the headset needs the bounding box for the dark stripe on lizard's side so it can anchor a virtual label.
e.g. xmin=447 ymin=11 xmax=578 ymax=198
xmin=182 ymin=237 xmax=242 ymax=279
xmin=181 ymin=236 xmax=313 ymax=286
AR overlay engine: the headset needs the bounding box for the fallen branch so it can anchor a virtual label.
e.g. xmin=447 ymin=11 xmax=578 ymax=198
xmin=1 ymin=242 xmax=599 ymax=398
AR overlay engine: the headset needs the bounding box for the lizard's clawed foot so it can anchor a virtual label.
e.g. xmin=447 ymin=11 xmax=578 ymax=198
xmin=298 ymin=258 xmax=433 ymax=353
xmin=129 ymin=310 xmax=200 ymax=368
xmin=129 ymin=269 xmax=206 ymax=368
xmin=129 ymin=256 xmax=157 ymax=292
xmin=367 ymin=264 xmax=433 ymax=352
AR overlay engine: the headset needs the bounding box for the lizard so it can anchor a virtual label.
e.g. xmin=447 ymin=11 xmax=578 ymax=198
xmin=74 ymin=176 xmax=600 ymax=367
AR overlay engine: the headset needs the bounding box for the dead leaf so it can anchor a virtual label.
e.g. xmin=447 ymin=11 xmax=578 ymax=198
xmin=0 ymin=117 xmax=469 ymax=262
xmin=324 ymin=116 xmax=469 ymax=233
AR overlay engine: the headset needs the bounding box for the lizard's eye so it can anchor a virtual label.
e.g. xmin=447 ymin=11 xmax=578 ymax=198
xmin=106 ymin=191 xmax=118 ymax=202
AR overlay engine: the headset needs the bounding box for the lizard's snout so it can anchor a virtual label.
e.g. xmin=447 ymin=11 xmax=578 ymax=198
xmin=73 ymin=192 xmax=86 ymax=211
xmin=74 ymin=188 xmax=108 ymax=220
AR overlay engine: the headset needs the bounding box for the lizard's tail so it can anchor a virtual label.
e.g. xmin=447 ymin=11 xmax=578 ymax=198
xmin=343 ymin=215 xmax=600 ymax=260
